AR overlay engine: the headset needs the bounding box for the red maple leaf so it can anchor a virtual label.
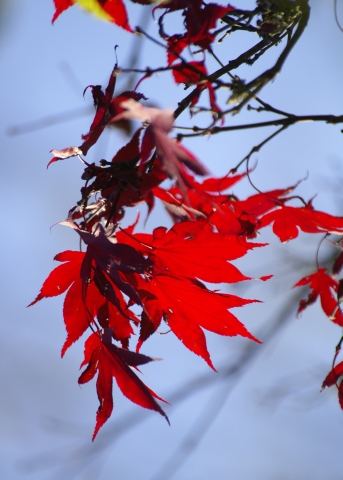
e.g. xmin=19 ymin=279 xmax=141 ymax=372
xmin=114 ymin=218 xmax=262 ymax=362
xmin=29 ymin=250 xmax=85 ymax=306
xmin=52 ymin=0 xmax=132 ymax=31
xmin=118 ymin=219 xmax=264 ymax=283
xmin=29 ymin=235 xmax=146 ymax=355
xmin=75 ymin=226 xmax=151 ymax=306
xmin=260 ymin=205 xmax=343 ymax=242
xmin=322 ymin=361 xmax=343 ymax=409
xmin=154 ymin=174 xmax=293 ymax=237
xmin=28 ymin=250 xmax=103 ymax=355
xmin=79 ymin=332 xmax=168 ymax=439
xmin=134 ymin=274 xmax=259 ymax=368
xmin=295 ymin=268 xmax=343 ymax=326
xmin=156 ymin=1 xmax=234 ymax=63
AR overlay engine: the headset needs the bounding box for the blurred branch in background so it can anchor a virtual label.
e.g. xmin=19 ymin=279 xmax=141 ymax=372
xmin=20 ymin=288 xmax=320 ymax=480
xmin=7 ymin=6 xmax=151 ymax=138
xmin=147 ymin=291 xmax=304 ymax=480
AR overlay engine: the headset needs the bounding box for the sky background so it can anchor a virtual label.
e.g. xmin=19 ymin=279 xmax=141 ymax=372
xmin=1 ymin=1 xmax=343 ymax=479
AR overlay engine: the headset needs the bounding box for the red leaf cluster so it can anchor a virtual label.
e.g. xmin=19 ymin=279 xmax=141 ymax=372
xmin=155 ymin=1 xmax=235 ymax=64
xmin=34 ymin=1 xmax=343 ymax=434
xmin=38 ymin=69 xmax=343 ymax=429
xmin=35 ymin=72 xmax=343 ymax=430
xmin=295 ymin=259 xmax=343 ymax=411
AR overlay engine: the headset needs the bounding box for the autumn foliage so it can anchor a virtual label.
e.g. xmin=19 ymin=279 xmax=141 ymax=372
xmin=31 ymin=0 xmax=343 ymax=439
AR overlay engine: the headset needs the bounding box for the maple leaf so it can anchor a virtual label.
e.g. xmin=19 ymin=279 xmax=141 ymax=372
xmin=32 ymin=0 xmax=343 ymax=439
xmin=78 ymin=333 xmax=168 ymax=439
xmin=260 ymin=205 xmax=343 ymax=242
xmin=29 ymin=250 xmax=85 ymax=306
xmin=134 ymin=274 xmax=259 ymax=368
xmin=196 ymin=172 xmax=246 ymax=192
xmin=210 ymin=188 xmax=294 ymax=237
xmin=156 ymin=1 xmax=235 ymax=63
xmin=116 ymin=99 xmax=208 ymax=190
xmin=62 ymin=277 xmax=105 ymax=356
xmin=29 ymin=242 xmax=141 ymax=355
xmin=322 ymin=361 xmax=343 ymax=409
xmin=118 ymin=219 xmax=265 ymax=283
xmin=29 ymin=250 xmax=106 ymax=355
xmin=294 ymin=268 xmax=343 ymax=326
xmin=52 ymin=0 xmax=133 ymax=31
xmin=116 ymin=219 xmax=262 ymax=360
xmin=155 ymin=175 xmax=292 ymax=237
xmin=69 ymin=225 xmax=151 ymax=307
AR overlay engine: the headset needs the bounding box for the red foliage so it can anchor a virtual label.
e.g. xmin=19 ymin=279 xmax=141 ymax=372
xmin=29 ymin=0 xmax=343 ymax=437
xmin=156 ymin=1 xmax=235 ymax=64
xmin=295 ymin=269 xmax=343 ymax=326
xmin=172 ymin=61 xmax=220 ymax=113
xmin=79 ymin=333 xmax=168 ymax=440
xmin=260 ymin=205 xmax=343 ymax=242
xmin=322 ymin=362 xmax=343 ymax=409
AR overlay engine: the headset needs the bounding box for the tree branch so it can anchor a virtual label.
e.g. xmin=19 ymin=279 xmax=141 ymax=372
xmin=176 ymin=113 xmax=343 ymax=140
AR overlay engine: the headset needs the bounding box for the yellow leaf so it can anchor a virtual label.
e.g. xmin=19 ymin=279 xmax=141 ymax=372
xmin=73 ymin=0 xmax=112 ymax=22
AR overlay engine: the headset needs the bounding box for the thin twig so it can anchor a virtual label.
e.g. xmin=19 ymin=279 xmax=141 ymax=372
xmin=176 ymin=113 xmax=343 ymax=140
xmin=230 ymin=125 xmax=288 ymax=174
xmin=174 ymin=35 xmax=278 ymax=119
